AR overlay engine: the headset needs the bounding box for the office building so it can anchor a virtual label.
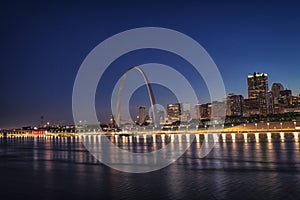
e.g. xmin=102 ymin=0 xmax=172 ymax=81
xmin=167 ymin=103 xmax=181 ymax=123
xmin=243 ymin=98 xmax=260 ymax=117
xmin=226 ymin=93 xmax=244 ymax=116
xmin=271 ymin=83 xmax=284 ymax=100
xmin=138 ymin=106 xmax=146 ymax=125
xmin=195 ymin=103 xmax=212 ymax=120
xmin=181 ymin=103 xmax=191 ymax=122
xmin=248 ymin=72 xmax=268 ymax=99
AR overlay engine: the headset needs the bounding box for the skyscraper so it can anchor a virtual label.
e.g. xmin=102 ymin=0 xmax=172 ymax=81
xmin=243 ymin=98 xmax=260 ymax=117
xmin=226 ymin=93 xmax=244 ymax=116
xmin=247 ymin=72 xmax=272 ymax=116
xmin=167 ymin=103 xmax=181 ymax=123
xmin=271 ymin=82 xmax=284 ymax=100
xmin=279 ymin=89 xmax=292 ymax=106
xmin=271 ymin=83 xmax=284 ymax=114
xmin=247 ymin=72 xmax=268 ymax=99
xmin=181 ymin=103 xmax=191 ymax=122
xmin=195 ymin=103 xmax=212 ymax=120
xmin=138 ymin=106 xmax=146 ymax=125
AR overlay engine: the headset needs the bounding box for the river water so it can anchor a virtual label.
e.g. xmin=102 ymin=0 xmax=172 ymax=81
xmin=0 ymin=136 xmax=299 ymax=200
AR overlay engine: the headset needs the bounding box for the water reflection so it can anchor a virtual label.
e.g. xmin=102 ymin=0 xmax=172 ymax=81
xmin=0 ymin=134 xmax=300 ymax=199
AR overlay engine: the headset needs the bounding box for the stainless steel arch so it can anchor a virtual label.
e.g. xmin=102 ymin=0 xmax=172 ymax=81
xmin=115 ymin=66 xmax=156 ymax=126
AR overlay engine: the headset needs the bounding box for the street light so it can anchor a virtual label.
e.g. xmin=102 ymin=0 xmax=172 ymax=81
xmin=267 ymin=122 xmax=270 ymax=130
xmin=255 ymin=123 xmax=258 ymax=131
xmin=294 ymin=121 xmax=297 ymax=129
xmin=280 ymin=122 xmax=283 ymax=130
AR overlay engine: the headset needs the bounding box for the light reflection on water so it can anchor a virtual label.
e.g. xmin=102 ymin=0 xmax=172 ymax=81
xmin=0 ymin=135 xmax=300 ymax=200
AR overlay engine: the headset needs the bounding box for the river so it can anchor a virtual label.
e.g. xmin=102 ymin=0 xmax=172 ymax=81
xmin=0 ymin=135 xmax=299 ymax=200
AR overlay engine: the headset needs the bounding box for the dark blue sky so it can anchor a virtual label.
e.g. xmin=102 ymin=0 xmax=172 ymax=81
xmin=1 ymin=1 xmax=300 ymax=128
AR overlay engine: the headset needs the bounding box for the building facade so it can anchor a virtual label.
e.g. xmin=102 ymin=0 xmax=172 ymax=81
xmin=181 ymin=103 xmax=191 ymax=122
xmin=271 ymin=82 xmax=284 ymax=102
xmin=138 ymin=106 xmax=146 ymax=125
xmin=167 ymin=103 xmax=181 ymax=123
xmin=195 ymin=103 xmax=211 ymax=120
xmin=246 ymin=72 xmax=273 ymax=116
xmin=226 ymin=93 xmax=244 ymax=116
xmin=248 ymin=72 xmax=268 ymax=99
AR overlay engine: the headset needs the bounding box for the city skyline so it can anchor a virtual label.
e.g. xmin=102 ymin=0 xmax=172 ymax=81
xmin=1 ymin=1 xmax=300 ymax=128
xmin=2 ymin=69 xmax=300 ymax=129
xmin=1 ymin=2 xmax=300 ymax=200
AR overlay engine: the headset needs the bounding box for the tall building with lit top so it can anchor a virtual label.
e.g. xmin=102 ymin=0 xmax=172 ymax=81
xmin=248 ymin=72 xmax=268 ymax=99
xmin=167 ymin=103 xmax=181 ymax=123
xmin=245 ymin=72 xmax=273 ymax=116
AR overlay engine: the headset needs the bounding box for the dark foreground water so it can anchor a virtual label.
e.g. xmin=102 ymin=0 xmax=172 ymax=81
xmin=0 ymin=136 xmax=300 ymax=200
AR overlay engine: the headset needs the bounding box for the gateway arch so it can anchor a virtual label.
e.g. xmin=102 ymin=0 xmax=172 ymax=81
xmin=115 ymin=66 xmax=156 ymax=126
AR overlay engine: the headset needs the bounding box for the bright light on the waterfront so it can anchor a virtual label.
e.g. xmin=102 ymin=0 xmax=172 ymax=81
xmin=267 ymin=132 xmax=272 ymax=142
xmin=294 ymin=132 xmax=299 ymax=142
xmin=243 ymin=133 xmax=248 ymax=143
xmin=231 ymin=133 xmax=236 ymax=142
xmin=255 ymin=133 xmax=259 ymax=143
xmin=280 ymin=132 xmax=285 ymax=142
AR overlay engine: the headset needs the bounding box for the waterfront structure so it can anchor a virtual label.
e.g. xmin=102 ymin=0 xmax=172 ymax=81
xmin=116 ymin=66 xmax=156 ymax=126
xmin=167 ymin=103 xmax=181 ymax=123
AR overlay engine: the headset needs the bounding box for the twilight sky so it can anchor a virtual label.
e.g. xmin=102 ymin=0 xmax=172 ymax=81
xmin=1 ymin=0 xmax=300 ymax=128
